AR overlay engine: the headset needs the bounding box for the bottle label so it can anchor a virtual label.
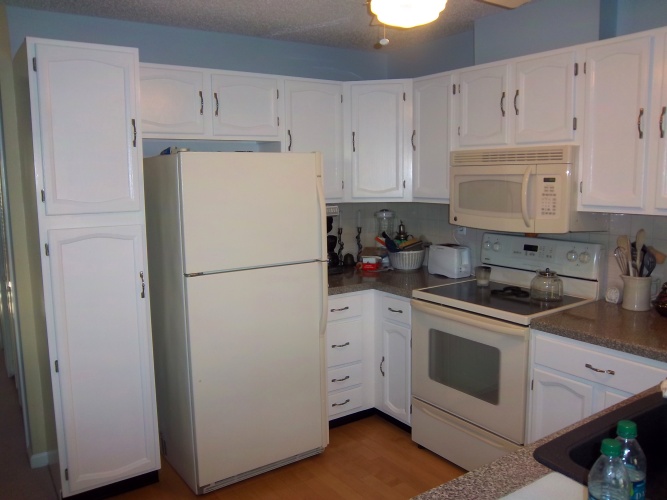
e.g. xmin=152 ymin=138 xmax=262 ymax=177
xmin=631 ymin=479 xmax=645 ymax=500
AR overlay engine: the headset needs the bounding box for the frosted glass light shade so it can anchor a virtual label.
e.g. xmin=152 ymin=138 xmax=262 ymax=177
xmin=370 ymin=0 xmax=448 ymax=29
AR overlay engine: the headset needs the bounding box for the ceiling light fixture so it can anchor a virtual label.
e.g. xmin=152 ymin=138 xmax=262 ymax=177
xmin=370 ymin=0 xmax=448 ymax=29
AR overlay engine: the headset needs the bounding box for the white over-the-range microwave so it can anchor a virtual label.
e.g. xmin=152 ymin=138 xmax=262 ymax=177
xmin=449 ymin=145 xmax=608 ymax=234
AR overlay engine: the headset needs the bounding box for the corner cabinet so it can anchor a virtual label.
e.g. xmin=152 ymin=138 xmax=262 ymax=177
xmin=528 ymin=330 xmax=667 ymax=444
xmin=412 ymin=72 xmax=453 ymax=202
xmin=347 ymin=80 xmax=413 ymax=201
xmin=14 ymin=38 xmax=159 ymax=497
xmin=283 ymin=79 xmax=344 ymax=201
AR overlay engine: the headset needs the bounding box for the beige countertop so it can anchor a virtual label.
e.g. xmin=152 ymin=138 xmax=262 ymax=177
xmin=327 ymin=266 xmax=667 ymax=499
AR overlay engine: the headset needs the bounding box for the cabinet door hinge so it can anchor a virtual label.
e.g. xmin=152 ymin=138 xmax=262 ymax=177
xmin=65 ymin=468 xmax=69 ymax=481
xmin=44 ymin=243 xmax=49 ymax=256
xmin=41 ymin=189 xmax=45 ymax=202
xmin=573 ymin=116 xmax=577 ymax=131
xmin=55 ymin=360 xmax=59 ymax=373
xmin=32 ymin=57 xmax=37 ymax=72
xmin=574 ymin=62 xmax=578 ymax=76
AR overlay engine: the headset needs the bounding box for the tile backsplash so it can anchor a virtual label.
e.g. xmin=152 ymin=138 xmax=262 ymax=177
xmin=333 ymin=203 xmax=667 ymax=298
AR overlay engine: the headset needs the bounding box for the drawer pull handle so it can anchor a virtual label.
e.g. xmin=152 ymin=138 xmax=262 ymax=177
xmin=388 ymin=307 xmax=403 ymax=314
xmin=331 ymin=375 xmax=350 ymax=383
xmin=585 ymin=363 xmax=615 ymax=375
xmin=332 ymin=399 xmax=351 ymax=407
xmin=331 ymin=342 xmax=350 ymax=348
xmin=330 ymin=306 xmax=350 ymax=312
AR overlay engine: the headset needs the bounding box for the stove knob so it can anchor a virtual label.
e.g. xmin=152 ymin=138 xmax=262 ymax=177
xmin=493 ymin=242 xmax=502 ymax=252
xmin=578 ymin=251 xmax=591 ymax=264
xmin=483 ymin=240 xmax=492 ymax=250
xmin=566 ymin=250 xmax=578 ymax=262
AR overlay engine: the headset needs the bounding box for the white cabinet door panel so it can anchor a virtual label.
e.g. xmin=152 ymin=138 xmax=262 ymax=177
xmin=34 ymin=43 xmax=141 ymax=215
xmin=47 ymin=225 xmax=157 ymax=495
xmin=381 ymin=320 xmax=411 ymax=424
xmin=581 ymin=37 xmax=652 ymax=210
xmin=140 ymin=66 xmax=207 ymax=136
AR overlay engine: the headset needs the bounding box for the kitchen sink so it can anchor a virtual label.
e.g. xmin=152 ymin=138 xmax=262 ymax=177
xmin=533 ymin=390 xmax=667 ymax=499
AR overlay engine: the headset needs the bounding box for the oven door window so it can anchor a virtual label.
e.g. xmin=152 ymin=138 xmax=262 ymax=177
xmin=429 ymin=328 xmax=500 ymax=405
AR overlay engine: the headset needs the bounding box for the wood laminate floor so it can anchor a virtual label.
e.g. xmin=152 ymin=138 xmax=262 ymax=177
xmin=115 ymin=415 xmax=466 ymax=500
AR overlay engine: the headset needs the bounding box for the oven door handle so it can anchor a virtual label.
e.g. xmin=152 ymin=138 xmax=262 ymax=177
xmin=411 ymin=299 xmax=529 ymax=338
xmin=520 ymin=165 xmax=532 ymax=229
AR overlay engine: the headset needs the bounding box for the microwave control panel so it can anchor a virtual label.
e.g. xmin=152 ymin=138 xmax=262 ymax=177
xmin=537 ymin=174 xmax=562 ymax=218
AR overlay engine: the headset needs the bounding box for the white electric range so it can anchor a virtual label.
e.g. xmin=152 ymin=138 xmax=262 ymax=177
xmin=410 ymin=233 xmax=603 ymax=471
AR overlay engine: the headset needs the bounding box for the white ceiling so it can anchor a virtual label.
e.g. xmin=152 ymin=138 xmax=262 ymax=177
xmin=1 ymin=0 xmax=513 ymax=51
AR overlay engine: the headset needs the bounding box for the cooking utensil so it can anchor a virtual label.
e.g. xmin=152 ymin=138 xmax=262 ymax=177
xmin=617 ymin=235 xmax=632 ymax=276
xmin=530 ymin=268 xmax=563 ymax=302
xmin=644 ymin=249 xmax=657 ymax=277
xmin=614 ymin=247 xmax=629 ymax=275
xmin=635 ymin=228 xmax=645 ymax=272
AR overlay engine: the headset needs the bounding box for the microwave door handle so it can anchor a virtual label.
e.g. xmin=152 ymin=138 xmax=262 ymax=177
xmin=521 ymin=166 xmax=531 ymax=228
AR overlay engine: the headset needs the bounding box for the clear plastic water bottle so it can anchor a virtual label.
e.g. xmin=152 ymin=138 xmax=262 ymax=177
xmin=616 ymin=420 xmax=647 ymax=500
xmin=587 ymin=438 xmax=631 ymax=500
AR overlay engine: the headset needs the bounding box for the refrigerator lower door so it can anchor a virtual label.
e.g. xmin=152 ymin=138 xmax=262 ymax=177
xmin=186 ymin=261 xmax=326 ymax=490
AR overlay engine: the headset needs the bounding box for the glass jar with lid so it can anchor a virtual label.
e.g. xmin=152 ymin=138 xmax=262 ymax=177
xmin=530 ymin=268 xmax=563 ymax=302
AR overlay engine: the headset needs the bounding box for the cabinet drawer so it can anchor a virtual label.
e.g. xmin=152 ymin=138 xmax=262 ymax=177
xmin=328 ymin=294 xmax=362 ymax=321
xmin=534 ymin=334 xmax=667 ymax=394
xmin=327 ymin=363 xmax=362 ymax=392
xmin=328 ymin=386 xmax=363 ymax=417
xmin=381 ymin=295 xmax=411 ymax=324
xmin=326 ymin=320 xmax=363 ymax=367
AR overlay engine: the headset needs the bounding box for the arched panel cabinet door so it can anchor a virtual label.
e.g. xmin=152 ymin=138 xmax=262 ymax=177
xmin=46 ymin=225 xmax=158 ymax=497
xmin=33 ymin=42 xmax=142 ymax=215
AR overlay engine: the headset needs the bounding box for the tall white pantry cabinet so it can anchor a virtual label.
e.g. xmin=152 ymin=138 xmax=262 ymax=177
xmin=13 ymin=38 xmax=160 ymax=497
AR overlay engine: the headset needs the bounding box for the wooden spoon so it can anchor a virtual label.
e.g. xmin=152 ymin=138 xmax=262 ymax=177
xmin=617 ymin=235 xmax=632 ymax=276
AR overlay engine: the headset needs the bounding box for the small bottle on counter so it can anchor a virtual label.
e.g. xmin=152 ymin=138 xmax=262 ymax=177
xmin=587 ymin=438 xmax=630 ymax=500
xmin=616 ymin=420 xmax=647 ymax=500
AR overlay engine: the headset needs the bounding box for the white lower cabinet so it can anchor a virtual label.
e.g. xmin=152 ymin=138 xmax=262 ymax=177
xmin=377 ymin=294 xmax=412 ymax=425
xmin=528 ymin=330 xmax=667 ymax=443
xmin=325 ymin=292 xmax=374 ymax=420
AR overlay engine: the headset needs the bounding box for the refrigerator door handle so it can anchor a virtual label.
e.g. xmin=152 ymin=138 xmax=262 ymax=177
xmin=319 ymin=263 xmax=327 ymax=337
xmin=315 ymin=154 xmax=327 ymax=262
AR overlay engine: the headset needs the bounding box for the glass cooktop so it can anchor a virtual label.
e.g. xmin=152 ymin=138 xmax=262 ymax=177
xmin=412 ymin=280 xmax=591 ymax=325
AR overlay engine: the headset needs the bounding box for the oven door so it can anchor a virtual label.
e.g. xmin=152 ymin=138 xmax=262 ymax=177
xmin=411 ymin=298 xmax=529 ymax=444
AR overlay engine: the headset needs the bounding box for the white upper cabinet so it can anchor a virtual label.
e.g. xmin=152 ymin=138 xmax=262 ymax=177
xmin=513 ymin=51 xmax=578 ymax=144
xmin=140 ymin=64 xmax=282 ymax=141
xmin=348 ymin=81 xmax=412 ymax=200
xmin=453 ymin=50 xmax=578 ymax=150
xmin=210 ymin=73 xmax=281 ymax=139
xmin=579 ymin=35 xmax=653 ymax=212
xmin=651 ymin=34 xmax=667 ymax=213
xmin=454 ymin=63 xmax=510 ymax=148
xmin=412 ymin=72 xmax=452 ymax=202
xmin=35 ymin=43 xmax=142 ymax=215
xmin=140 ymin=65 xmax=208 ymax=136
xmin=284 ymin=79 xmax=344 ymax=201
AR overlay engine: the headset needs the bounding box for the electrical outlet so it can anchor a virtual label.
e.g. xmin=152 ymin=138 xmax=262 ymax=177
xmin=456 ymin=226 xmax=467 ymax=235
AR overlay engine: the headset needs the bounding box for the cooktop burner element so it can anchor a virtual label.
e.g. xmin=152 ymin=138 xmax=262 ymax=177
xmin=491 ymin=286 xmax=530 ymax=298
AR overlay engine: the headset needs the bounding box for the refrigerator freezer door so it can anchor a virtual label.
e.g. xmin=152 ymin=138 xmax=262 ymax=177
xmin=186 ymin=261 xmax=327 ymax=488
xmin=179 ymin=152 xmax=326 ymax=274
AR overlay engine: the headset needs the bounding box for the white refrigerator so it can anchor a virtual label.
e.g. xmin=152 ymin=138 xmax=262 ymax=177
xmin=143 ymin=152 xmax=329 ymax=494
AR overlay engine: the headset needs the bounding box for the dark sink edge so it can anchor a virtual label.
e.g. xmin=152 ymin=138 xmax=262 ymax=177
xmin=533 ymin=391 xmax=667 ymax=485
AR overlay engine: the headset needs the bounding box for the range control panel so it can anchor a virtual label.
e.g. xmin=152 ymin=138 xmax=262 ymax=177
xmin=480 ymin=232 xmax=602 ymax=280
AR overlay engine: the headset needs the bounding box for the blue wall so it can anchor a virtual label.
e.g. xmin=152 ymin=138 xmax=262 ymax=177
xmin=615 ymin=0 xmax=667 ymax=36
xmin=474 ymin=0 xmax=602 ymax=64
xmin=6 ymin=7 xmax=387 ymax=81
xmin=387 ymin=30 xmax=474 ymax=79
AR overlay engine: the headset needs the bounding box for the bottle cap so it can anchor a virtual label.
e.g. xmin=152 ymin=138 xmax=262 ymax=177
xmin=617 ymin=419 xmax=638 ymax=439
xmin=601 ymin=438 xmax=622 ymax=457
